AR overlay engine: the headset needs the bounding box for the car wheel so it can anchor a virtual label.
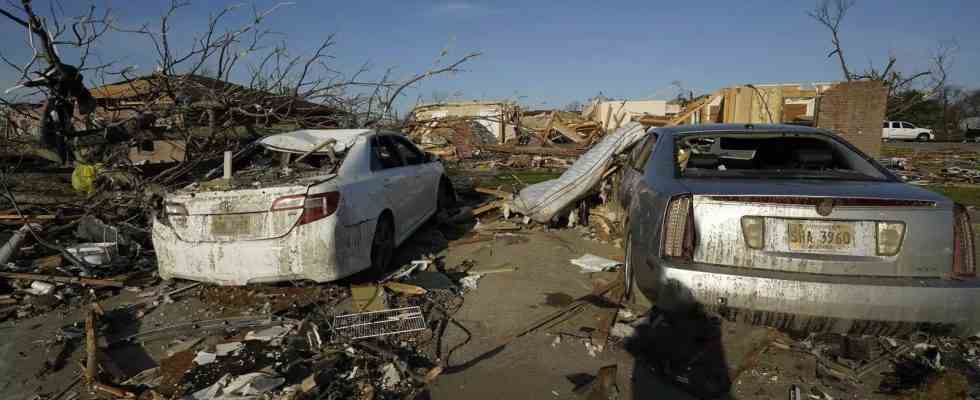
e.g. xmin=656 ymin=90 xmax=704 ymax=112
xmin=917 ymin=133 xmax=930 ymax=142
xmin=436 ymin=177 xmax=456 ymax=211
xmin=370 ymin=214 xmax=395 ymax=272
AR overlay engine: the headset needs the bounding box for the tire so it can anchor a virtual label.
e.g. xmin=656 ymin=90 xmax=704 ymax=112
xmin=370 ymin=214 xmax=395 ymax=272
xmin=436 ymin=177 xmax=456 ymax=211
xmin=917 ymin=133 xmax=930 ymax=142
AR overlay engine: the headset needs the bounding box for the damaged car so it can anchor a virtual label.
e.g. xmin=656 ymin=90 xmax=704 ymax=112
xmin=152 ymin=129 xmax=455 ymax=285
xmin=620 ymin=124 xmax=980 ymax=334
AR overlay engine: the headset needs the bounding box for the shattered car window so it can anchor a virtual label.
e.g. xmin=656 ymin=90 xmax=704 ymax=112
xmin=391 ymin=136 xmax=426 ymax=165
xmin=676 ymin=133 xmax=889 ymax=181
xmin=231 ymin=147 xmax=342 ymax=185
xmin=373 ymin=136 xmax=404 ymax=170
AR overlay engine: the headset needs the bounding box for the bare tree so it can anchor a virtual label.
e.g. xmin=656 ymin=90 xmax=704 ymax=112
xmin=0 ymin=0 xmax=113 ymax=163
xmin=0 ymin=0 xmax=480 ymax=179
xmin=808 ymin=0 xmax=856 ymax=81
xmin=808 ymin=0 xmax=956 ymax=118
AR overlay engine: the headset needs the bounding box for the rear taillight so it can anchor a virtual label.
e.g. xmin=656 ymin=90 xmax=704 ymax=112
xmin=662 ymin=194 xmax=694 ymax=261
xmin=953 ymin=204 xmax=975 ymax=278
xmin=272 ymin=192 xmax=341 ymax=226
xmin=270 ymin=195 xmax=306 ymax=211
xmin=300 ymin=192 xmax=341 ymax=225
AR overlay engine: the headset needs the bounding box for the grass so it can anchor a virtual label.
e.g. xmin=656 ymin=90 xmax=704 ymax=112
xmin=880 ymin=144 xmax=915 ymax=158
xmin=924 ymin=185 xmax=980 ymax=208
xmin=448 ymin=168 xmax=562 ymax=192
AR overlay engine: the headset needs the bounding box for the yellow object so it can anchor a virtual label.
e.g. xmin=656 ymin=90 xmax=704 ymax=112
xmin=71 ymin=164 xmax=101 ymax=194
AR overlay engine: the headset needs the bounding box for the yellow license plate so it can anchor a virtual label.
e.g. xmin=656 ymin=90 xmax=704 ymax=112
xmin=787 ymin=222 xmax=854 ymax=251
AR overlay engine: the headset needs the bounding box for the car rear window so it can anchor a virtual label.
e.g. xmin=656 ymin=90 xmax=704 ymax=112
xmin=675 ymin=132 xmax=889 ymax=181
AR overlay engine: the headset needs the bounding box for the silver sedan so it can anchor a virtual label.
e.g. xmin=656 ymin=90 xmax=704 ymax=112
xmin=619 ymin=124 xmax=979 ymax=334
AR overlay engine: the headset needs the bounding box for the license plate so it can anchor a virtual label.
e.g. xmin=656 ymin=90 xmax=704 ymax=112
xmin=211 ymin=214 xmax=258 ymax=235
xmin=786 ymin=221 xmax=854 ymax=251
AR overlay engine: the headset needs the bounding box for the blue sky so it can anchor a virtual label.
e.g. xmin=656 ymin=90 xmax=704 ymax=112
xmin=0 ymin=0 xmax=977 ymax=112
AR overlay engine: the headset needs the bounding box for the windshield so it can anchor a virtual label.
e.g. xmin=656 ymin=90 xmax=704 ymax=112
xmin=675 ymin=132 xmax=889 ymax=181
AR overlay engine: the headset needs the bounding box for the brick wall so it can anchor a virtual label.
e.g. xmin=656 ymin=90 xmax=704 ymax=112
xmin=816 ymin=80 xmax=887 ymax=157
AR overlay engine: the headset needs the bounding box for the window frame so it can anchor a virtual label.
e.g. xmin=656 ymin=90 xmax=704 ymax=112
xmin=629 ymin=133 xmax=658 ymax=172
xmin=389 ymin=135 xmax=427 ymax=166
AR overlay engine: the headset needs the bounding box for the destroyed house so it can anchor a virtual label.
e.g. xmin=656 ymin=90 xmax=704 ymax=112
xmin=672 ymin=81 xmax=888 ymax=156
xmin=89 ymin=74 xmax=344 ymax=130
xmin=410 ymin=101 xmax=521 ymax=144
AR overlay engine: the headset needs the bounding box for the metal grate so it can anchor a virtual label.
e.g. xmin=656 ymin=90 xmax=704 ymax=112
xmin=333 ymin=306 xmax=427 ymax=340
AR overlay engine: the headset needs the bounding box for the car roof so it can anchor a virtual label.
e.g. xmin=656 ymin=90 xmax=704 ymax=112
xmin=653 ymin=123 xmax=831 ymax=137
xmin=259 ymin=129 xmax=375 ymax=154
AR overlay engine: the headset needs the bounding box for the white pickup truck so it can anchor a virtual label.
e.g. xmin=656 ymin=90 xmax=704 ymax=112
xmin=882 ymin=121 xmax=934 ymax=141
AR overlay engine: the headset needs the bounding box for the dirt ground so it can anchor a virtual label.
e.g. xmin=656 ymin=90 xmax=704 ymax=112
xmin=1 ymin=216 xmax=977 ymax=399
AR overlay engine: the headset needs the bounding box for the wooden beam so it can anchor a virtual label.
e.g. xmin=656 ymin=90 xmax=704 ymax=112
xmin=472 ymin=201 xmax=501 ymax=216
xmin=669 ymin=93 xmax=719 ymax=126
xmin=85 ymin=306 xmax=97 ymax=383
xmin=0 ymin=272 xmax=124 ymax=287
xmin=475 ymin=187 xmax=514 ymax=199
xmin=475 ymin=144 xmax=585 ymax=157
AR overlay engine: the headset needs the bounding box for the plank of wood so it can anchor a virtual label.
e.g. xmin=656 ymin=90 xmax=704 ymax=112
xmin=85 ymin=306 xmax=97 ymax=383
xmin=92 ymin=382 xmax=135 ymax=398
xmin=468 ymin=266 xmax=518 ymax=275
xmin=0 ymin=214 xmax=57 ymax=220
xmin=383 ymin=282 xmax=428 ymax=296
xmin=475 ymin=144 xmax=585 ymax=157
xmin=0 ymin=272 xmax=124 ymax=287
xmin=472 ymin=201 xmax=501 ymax=216
xmin=552 ymin=119 xmax=585 ymax=143
xmin=669 ymin=93 xmax=719 ymax=126
xmin=474 ymin=187 xmax=514 ymax=199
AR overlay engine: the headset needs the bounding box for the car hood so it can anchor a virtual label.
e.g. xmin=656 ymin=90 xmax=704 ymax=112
xmin=677 ymin=179 xmax=952 ymax=206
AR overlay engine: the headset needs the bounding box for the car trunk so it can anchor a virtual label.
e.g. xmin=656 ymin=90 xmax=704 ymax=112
xmin=164 ymin=176 xmax=333 ymax=242
xmin=679 ymin=179 xmax=954 ymax=278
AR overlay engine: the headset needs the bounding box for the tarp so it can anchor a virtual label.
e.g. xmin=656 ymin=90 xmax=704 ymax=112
xmin=512 ymin=122 xmax=648 ymax=223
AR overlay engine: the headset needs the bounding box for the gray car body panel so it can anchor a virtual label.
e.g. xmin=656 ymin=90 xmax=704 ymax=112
xmin=621 ymin=124 xmax=979 ymax=333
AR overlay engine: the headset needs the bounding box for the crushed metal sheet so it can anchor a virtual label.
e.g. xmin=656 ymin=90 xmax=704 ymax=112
xmin=333 ymin=306 xmax=427 ymax=340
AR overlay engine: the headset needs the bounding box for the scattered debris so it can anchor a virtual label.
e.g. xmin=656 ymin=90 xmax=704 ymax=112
xmin=459 ymin=274 xmax=482 ymax=291
xmin=214 ymin=342 xmax=244 ymax=357
xmin=351 ymin=284 xmax=388 ymax=312
xmin=610 ymin=323 xmax=637 ymax=339
xmin=333 ymin=306 xmax=427 ymax=340
xmin=192 ymin=351 xmax=217 ymax=366
xmin=570 ymin=254 xmax=622 ymax=273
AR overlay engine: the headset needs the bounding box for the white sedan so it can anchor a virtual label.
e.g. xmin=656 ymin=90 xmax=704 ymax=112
xmin=152 ymin=129 xmax=454 ymax=285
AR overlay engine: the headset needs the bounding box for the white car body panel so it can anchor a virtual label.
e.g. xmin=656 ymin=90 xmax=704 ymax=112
xmin=152 ymin=129 xmax=443 ymax=285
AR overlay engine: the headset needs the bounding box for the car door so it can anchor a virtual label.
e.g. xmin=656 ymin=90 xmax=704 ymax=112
xmin=901 ymin=122 xmax=918 ymax=139
xmin=369 ymin=135 xmax=413 ymax=242
xmin=897 ymin=122 xmax=913 ymax=139
xmin=389 ymin=135 xmax=438 ymax=232
xmin=889 ymin=122 xmax=902 ymax=139
xmin=882 ymin=121 xmax=893 ymax=139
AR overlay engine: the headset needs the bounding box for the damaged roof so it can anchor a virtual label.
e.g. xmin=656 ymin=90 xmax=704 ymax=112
xmin=259 ymin=129 xmax=373 ymax=154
